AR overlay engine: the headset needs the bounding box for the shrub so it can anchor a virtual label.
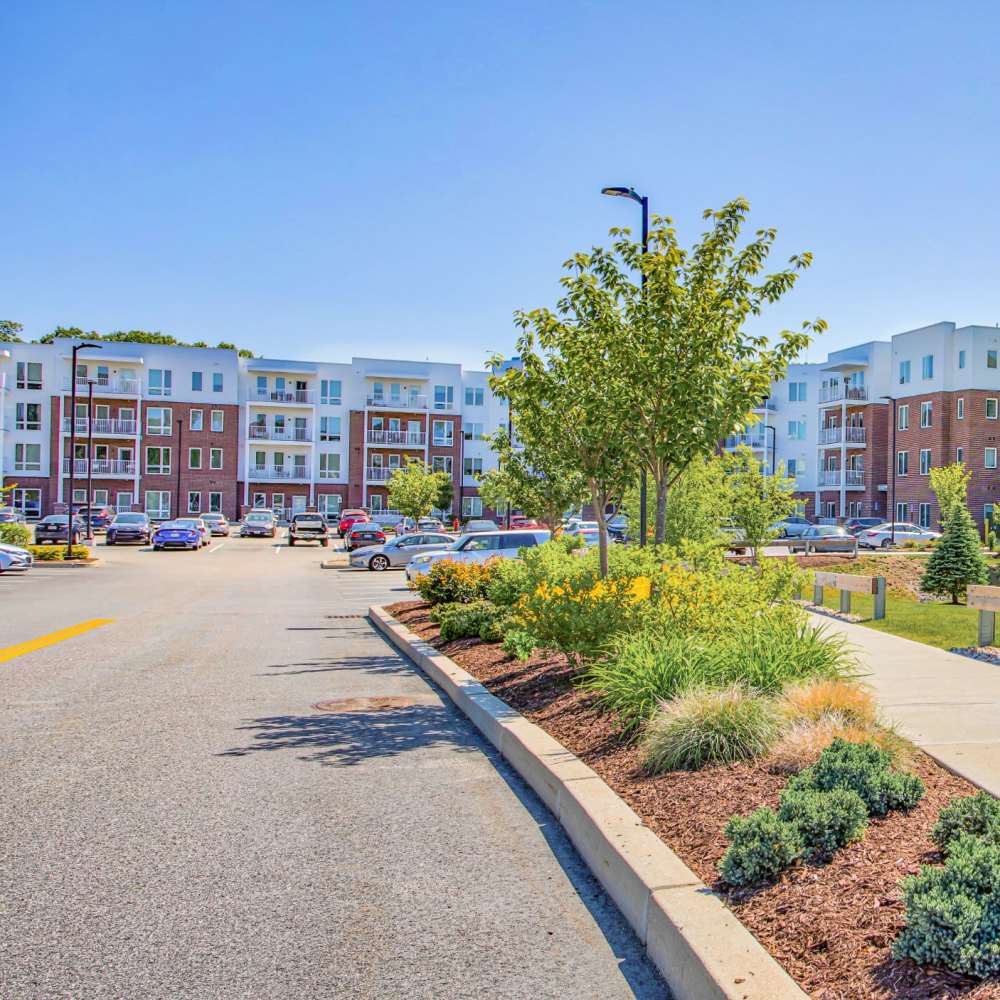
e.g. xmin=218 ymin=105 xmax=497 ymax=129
xmin=932 ymin=793 xmax=1000 ymax=854
xmin=643 ymin=685 xmax=783 ymax=771
xmin=893 ymin=833 xmax=1000 ymax=977
xmin=768 ymin=715 xmax=913 ymax=775
xmin=501 ymin=628 xmax=536 ymax=661
xmin=431 ymin=600 xmax=506 ymax=643
xmin=719 ymin=807 xmax=804 ymax=886
xmin=776 ymin=787 xmax=868 ymax=858
xmin=28 ymin=545 xmax=90 ymax=561
xmin=779 ymin=679 xmax=877 ymax=727
xmin=415 ymin=559 xmax=494 ymax=605
xmin=0 ymin=523 xmax=32 ymax=547
xmin=786 ymin=738 xmax=924 ymax=815
xmin=486 ymin=557 xmax=531 ymax=608
xmin=921 ymin=502 xmax=988 ymax=604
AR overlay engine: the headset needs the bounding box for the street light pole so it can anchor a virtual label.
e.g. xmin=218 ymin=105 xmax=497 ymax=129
xmin=601 ymin=185 xmax=649 ymax=546
xmin=85 ymin=379 xmax=95 ymax=541
xmin=176 ymin=417 xmax=184 ymax=520
xmin=67 ymin=342 xmax=102 ymax=560
xmin=881 ymin=395 xmax=897 ymax=547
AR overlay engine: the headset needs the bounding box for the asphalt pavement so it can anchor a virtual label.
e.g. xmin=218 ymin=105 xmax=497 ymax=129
xmin=0 ymin=534 xmax=667 ymax=999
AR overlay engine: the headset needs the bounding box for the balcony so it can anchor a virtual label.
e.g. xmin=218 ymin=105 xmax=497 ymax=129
xmin=846 ymin=469 xmax=865 ymax=487
xmin=251 ymin=388 xmax=315 ymax=406
xmin=62 ymin=458 xmax=136 ymax=477
xmin=723 ymin=432 xmax=769 ymax=450
xmin=819 ymin=385 xmax=869 ymax=404
xmin=248 ymin=465 xmax=310 ymax=481
xmin=62 ymin=417 xmax=138 ymax=436
xmin=366 ymin=467 xmax=396 ymax=482
xmin=818 ymin=469 xmax=865 ymax=488
xmin=248 ymin=424 xmax=311 ymax=443
xmin=367 ymin=430 xmax=427 ymax=447
xmin=366 ymin=394 xmax=428 ymax=410
xmin=846 ymin=426 xmax=866 ymax=445
xmin=64 ymin=376 xmax=140 ymax=396
xmin=819 ymin=426 xmax=842 ymax=445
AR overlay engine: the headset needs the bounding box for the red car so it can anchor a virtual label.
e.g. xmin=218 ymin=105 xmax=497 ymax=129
xmin=338 ymin=509 xmax=369 ymax=537
xmin=345 ymin=522 xmax=386 ymax=551
xmin=511 ymin=517 xmax=544 ymax=529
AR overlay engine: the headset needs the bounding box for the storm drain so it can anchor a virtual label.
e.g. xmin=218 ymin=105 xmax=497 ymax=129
xmin=326 ymin=614 xmax=366 ymax=620
xmin=313 ymin=695 xmax=439 ymax=713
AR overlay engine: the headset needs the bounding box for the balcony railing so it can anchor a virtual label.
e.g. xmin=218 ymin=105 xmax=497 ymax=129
xmin=723 ymin=432 xmax=769 ymax=450
xmin=819 ymin=426 xmax=841 ymax=445
xmin=819 ymin=385 xmax=869 ymax=404
xmin=366 ymin=394 xmax=428 ymax=410
xmin=248 ymin=424 xmax=311 ymax=442
xmin=846 ymin=426 xmax=866 ymax=444
xmin=818 ymin=470 xmax=841 ymax=487
xmin=366 ymin=467 xmax=397 ymax=482
xmin=63 ymin=417 xmax=138 ymax=436
xmin=366 ymin=430 xmax=427 ymax=447
xmin=62 ymin=458 xmax=136 ymax=476
xmin=431 ymin=437 xmax=454 ymax=448
xmin=64 ymin=376 xmax=140 ymax=396
xmin=846 ymin=469 xmax=865 ymax=486
xmin=249 ymin=465 xmax=310 ymax=481
xmin=252 ymin=388 xmax=315 ymax=405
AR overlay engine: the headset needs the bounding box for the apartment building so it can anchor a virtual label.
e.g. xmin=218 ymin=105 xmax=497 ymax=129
xmin=0 ymin=341 xmax=509 ymax=521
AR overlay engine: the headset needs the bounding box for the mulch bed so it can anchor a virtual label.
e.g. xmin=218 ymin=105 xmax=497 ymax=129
xmin=387 ymin=598 xmax=1000 ymax=999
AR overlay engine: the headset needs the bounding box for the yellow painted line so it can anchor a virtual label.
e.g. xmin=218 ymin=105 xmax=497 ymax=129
xmin=0 ymin=619 xmax=113 ymax=664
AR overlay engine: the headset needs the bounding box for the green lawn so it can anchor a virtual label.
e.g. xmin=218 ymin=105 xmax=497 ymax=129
xmin=814 ymin=587 xmax=979 ymax=651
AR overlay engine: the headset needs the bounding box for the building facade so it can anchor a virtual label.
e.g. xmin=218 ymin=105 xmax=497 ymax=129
xmin=0 ymin=341 xmax=509 ymax=522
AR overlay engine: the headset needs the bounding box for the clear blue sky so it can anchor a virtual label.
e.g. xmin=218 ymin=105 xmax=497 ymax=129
xmin=5 ymin=1 xmax=1000 ymax=369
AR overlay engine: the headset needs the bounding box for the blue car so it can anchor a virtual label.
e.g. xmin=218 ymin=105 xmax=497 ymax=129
xmin=152 ymin=520 xmax=203 ymax=551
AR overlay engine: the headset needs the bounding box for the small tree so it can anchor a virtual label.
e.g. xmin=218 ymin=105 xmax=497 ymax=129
xmin=386 ymin=460 xmax=450 ymax=521
xmin=921 ymin=503 xmax=988 ymax=605
xmin=929 ymin=463 xmax=972 ymax=527
xmin=661 ymin=455 xmax=729 ymax=549
xmin=434 ymin=476 xmax=454 ymax=517
xmin=723 ymin=445 xmax=795 ymax=564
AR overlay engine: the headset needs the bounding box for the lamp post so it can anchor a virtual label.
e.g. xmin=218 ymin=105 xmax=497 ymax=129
xmin=881 ymin=395 xmax=897 ymax=547
xmin=85 ymin=379 xmax=95 ymax=541
xmin=68 ymin=342 xmax=102 ymax=559
xmin=176 ymin=417 xmax=184 ymax=520
xmin=601 ymin=185 xmax=649 ymax=546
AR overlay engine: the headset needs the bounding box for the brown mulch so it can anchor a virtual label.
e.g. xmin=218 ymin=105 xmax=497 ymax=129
xmin=387 ymin=599 xmax=999 ymax=1000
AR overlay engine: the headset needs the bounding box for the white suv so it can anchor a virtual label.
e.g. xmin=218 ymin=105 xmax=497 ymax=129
xmin=405 ymin=529 xmax=550 ymax=582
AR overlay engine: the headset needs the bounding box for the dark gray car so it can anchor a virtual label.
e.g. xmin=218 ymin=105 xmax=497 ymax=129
xmin=792 ymin=525 xmax=858 ymax=553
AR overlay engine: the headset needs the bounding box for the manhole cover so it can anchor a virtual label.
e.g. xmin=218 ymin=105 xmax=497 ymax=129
xmin=313 ymin=695 xmax=438 ymax=713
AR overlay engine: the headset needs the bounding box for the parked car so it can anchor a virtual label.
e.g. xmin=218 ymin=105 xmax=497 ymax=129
xmin=200 ymin=513 xmax=230 ymax=536
xmin=288 ymin=511 xmax=330 ymax=546
xmin=349 ymin=531 xmax=456 ymax=571
xmin=186 ymin=517 xmax=212 ymax=547
xmin=371 ymin=513 xmax=414 ymax=534
xmin=464 ymin=519 xmax=500 ymax=533
xmin=241 ymin=510 xmax=278 ymax=538
xmin=34 ymin=514 xmax=84 ymax=545
xmin=346 ymin=522 xmax=387 ymax=551
xmin=564 ymin=520 xmax=599 ymax=535
xmin=71 ymin=504 xmax=114 ymax=532
xmin=577 ymin=527 xmax=601 ymax=547
xmin=405 ymin=529 xmax=551 ymax=582
xmin=0 ymin=542 xmax=33 ymax=573
xmin=0 ymin=506 xmax=26 ymax=525
xmin=105 ymin=512 xmax=151 ymax=545
xmin=858 ymin=522 xmax=942 ymax=549
xmin=791 ymin=524 xmax=858 ymax=553
xmin=843 ymin=517 xmax=885 ymax=536
xmin=771 ymin=515 xmax=812 ymax=538
xmin=338 ymin=509 xmax=370 ymax=537
xmin=417 ymin=517 xmax=445 ymax=532
xmin=152 ymin=520 xmax=203 ymax=551
xmin=510 ymin=517 xmax=545 ymax=530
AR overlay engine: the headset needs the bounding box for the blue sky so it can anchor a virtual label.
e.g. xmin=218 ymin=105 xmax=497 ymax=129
xmin=4 ymin=1 xmax=1000 ymax=369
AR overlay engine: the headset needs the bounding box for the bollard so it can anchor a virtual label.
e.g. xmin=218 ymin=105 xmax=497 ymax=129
xmin=979 ymin=610 xmax=996 ymax=648
xmin=813 ymin=581 xmax=824 ymax=605
xmin=840 ymin=588 xmax=851 ymax=614
xmin=873 ymin=576 xmax=886 ymax=620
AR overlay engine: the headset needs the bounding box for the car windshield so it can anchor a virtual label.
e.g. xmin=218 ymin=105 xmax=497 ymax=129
xmin=43 ymin=515 xmax=69 ymax=524
xmin=294 ymin=514 xmax=323 ymax=522
xmin=202 ymin=514 xmax=223 ymax=521
xmin=247 ymin=513 xmax=271 ymax=523
xmin=174 ymin=519 xmax=200 ymax=528
xmin=114 ymin=513 xmax=146 ymax=523
xmin=159 ymin=521 xmax=189 ymax=530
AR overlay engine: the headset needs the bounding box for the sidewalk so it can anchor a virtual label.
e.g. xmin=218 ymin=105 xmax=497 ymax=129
xmin=810 ymin=611 xmax=1000 ymax=795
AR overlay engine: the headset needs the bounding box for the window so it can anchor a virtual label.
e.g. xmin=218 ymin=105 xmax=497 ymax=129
xmin=919 ymin=503 xmax=931 ymax=529
xmin=92 ymin=489 xmax=109 ymax=506
xmin=463 ymin=422 xmax=484 ymax=442
xmin=919 ymin=449 xmax=931 ymax=475
xmin=145 ymin=491 xmax=170 ymax=519
xmin=187 ymin=491 xmax=202 ymax=514
xmin=318 ymin=494 xmax=342 ymax=516
xmin=320 ymin=380 xmax=342 ymax=405
xmin=369 ymin=494 xmax=384 ymax=512
xmin=14 ymin=443 xmax=41 ymax=472
xmin=15 ymin=402 xmax=41 ymax=430
xmin=432 ymin=420 xmax=453 ymax=446
xmin=210 ymin=448 xmax=223 ymax=470
xmin=252 ymin=492 xmax=267 ymax=508
xmin=433 ymin=385 xmax=454 ymax=409
xmin=208 ymin=492 xmax=222 ymax=514
xmin=16 ymin=361 xmax=43 ymax=390
xmin=898 ymin=360 xmax=911 ymax=385
xmin=959 ymin=350 xmax=966 ymax=369
xmin=957 ymin=397 xmax=965 ymax=420
xmin=431 ymin=456 xmax=453 ymax=474
xmin=145 ymin=447 xmax=171 ymax=474
xmin=319 ymin=454 xmax=340 ymax=479
xmin=920 ymin=401 xmax=932 ymax=428
xmin=192 ymin=371 xmax=203 ymax=391
xmin=462 ymin=496 xmax=483 ymax=517
xmin=319 ymin=416 xmax=341 ymax=441
xmin=897 ymin=451 xmax=909 ymax=476
xmin=464 ymin=387 xmax=484 ymax=406
xmin=898 ymin=405 xmax=909 ymax=430
xmin=149 ymin=369 xmax=172 ymax=396
xmin=787 ymin=420 xmax=807 ymax=440
xmin=210 ymin=410 xmax=224 ymax=432
xmin=987 ymin=448 xmax=998 ymax=470
xmin=922 ymin=355 xmax=934 ymax=380
xmin=990 ymin=351 xmax=999 ymax=370
xmin=896 ymin=502 xmax=908 ymax=522
xmin=957 ymin=447 xmax=965 ymax=463
xmin=146 ymin=407 xmax=173 ymax=436
xmin=788 ymin=382 xmax=806 ymax=402
xmin=190 ymin=409 xmax=204 ymax=431
xmin=989 ymin=399 xmax=999 ymax=420
xmin=787 ymin=458 xmax=800 ymax=477
xmin=464 ymin=457 xmax=483 ymax=477
xmin=847 ymin=501 xmax=862 ymax=518
xmin=72 ymin=488 xmax=87 ymax=505
xmin=189 ymin=447 xmax=203 ymax=470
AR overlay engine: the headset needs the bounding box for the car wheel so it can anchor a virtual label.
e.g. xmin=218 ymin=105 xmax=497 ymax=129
xmin=153 ymin=545 xmax=161 ymax=551
xmin=106 ymin=539 xmax=115 ymax=546
xmin=321 ymin=538 xmax=329 ymax=547
xmin=289 ymin=538 xmax=295 ymax=546
xmin=881 ymin=538 xmax=892 ymax=549
xmin=369 ymin=555 xmax=390 ymax=572
xmin=779 ymin=528 xmax=787 ymax=538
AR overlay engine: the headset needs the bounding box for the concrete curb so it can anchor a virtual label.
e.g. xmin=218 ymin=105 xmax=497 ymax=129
xmin=320 ymin=555 xmax=349 ymax=569
xmin=368 ymin=605 xmax=807 ymax=1000
xmin=32 ymin=558 xmax=103 ymax=568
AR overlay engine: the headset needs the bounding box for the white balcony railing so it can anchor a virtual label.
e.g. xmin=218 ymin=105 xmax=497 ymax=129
xmin=819 ymin=426 xmax=842 ymax=445
xmin=431 ymin=437 xmax=454 ymax=448
xmin=366 ymin=467 xmax=396 ymax=482
xmin=64 ymin=376 xmax=140 ymax=396
xmin=366 ymin=430 xmax=427 ymax=447
xmin=819 ymin=385 xmax=869 ymax=404
xmin=846 ymin=426 xmax=866 ymax=444
xmin=252 ymin=388 xmax=315 ymax=405
xmin=249 ymin=465 xmax=310 ymax=481
xmin=366 ymin=394 xmax=428 ymax=410
xmin=63 ymin=417 xmax=138 ymax=436
xmin=114 ymin=502 xmax=135 ymax=513
xmin=62 ymin=458 xmax=136 ymax=476
xmin=846 ymin=469 xmax=865 ymax=486
xmin=724 ymin=432 xmax=769 ymax=450
xmin=818 ymin=470 xmax=841 ymax=487
xmin=248 ymin=424 xmax=311 ymax=442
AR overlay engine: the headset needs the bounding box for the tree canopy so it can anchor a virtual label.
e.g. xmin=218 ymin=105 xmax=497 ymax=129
xmin=0 ymin=320 xmax=24 ymax=343
xmin=386 ymin=460 xmax=452 ymax=521
xmin=36 ymin=326 xmax=256 ymax=356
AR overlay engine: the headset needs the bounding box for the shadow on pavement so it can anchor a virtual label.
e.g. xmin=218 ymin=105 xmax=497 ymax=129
xmin=259 ymin=653 xmax=412 ymax=677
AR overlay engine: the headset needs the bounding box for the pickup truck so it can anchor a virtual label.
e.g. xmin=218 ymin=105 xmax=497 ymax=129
xmin=288 ymin=512 xmax=330 ymax=547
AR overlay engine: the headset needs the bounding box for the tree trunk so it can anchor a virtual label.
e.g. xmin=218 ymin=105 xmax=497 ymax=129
xmin=654 ymin=474 xmax=667 ymax=545
xmin=591 ymin=483 xmax=609 ymax=578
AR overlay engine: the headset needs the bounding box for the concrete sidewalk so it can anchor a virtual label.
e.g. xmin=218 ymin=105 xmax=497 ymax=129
xmin=809 ymin=611 xmax=1000 ymax=795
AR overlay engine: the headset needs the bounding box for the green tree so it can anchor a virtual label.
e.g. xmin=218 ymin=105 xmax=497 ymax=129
xmin=660 ymin=454 xmax=729 ymax=548
xmin=722 ymin=445 xmax=796 ymax=564
xmin=0 ymin=320 xmax=24 ymax=343
xmin=386 ymin=459 xmax=451 ymax=521
xmin=434 ymin=474 xmax=454 ymax=516
xmin=921 ymin=502 xmax=989 ymax=604
xmin=929 ymin=463 xmax=972 ymax=527
xmin=36 ymin=326 xmax=255 ymax=355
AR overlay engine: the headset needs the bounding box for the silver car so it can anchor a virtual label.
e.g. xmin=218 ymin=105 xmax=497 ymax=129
xmin=406 ymin=529 xmax=551 ymax=582
xmin=350 ymin=531 xmax=455 ymax=571
xmin=0 ymin=542 xmax=33 ymax=573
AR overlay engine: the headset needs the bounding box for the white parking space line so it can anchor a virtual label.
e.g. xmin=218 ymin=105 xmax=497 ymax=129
xmin=274 ymin=544 xmax=282 ymax=556
xmin=207 ymin=541 xmax=228 ymax=554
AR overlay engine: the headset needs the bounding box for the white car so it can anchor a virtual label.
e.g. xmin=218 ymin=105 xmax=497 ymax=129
xmin=0 ymin=542 xmax=33 ymax=573
xmin=563 ymin=520 xmax=599 ymax=535
xmin=405 ymin=529 xmax=551 ymax=582
xmin=857 ymin=522 xmax=942 ymax=549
